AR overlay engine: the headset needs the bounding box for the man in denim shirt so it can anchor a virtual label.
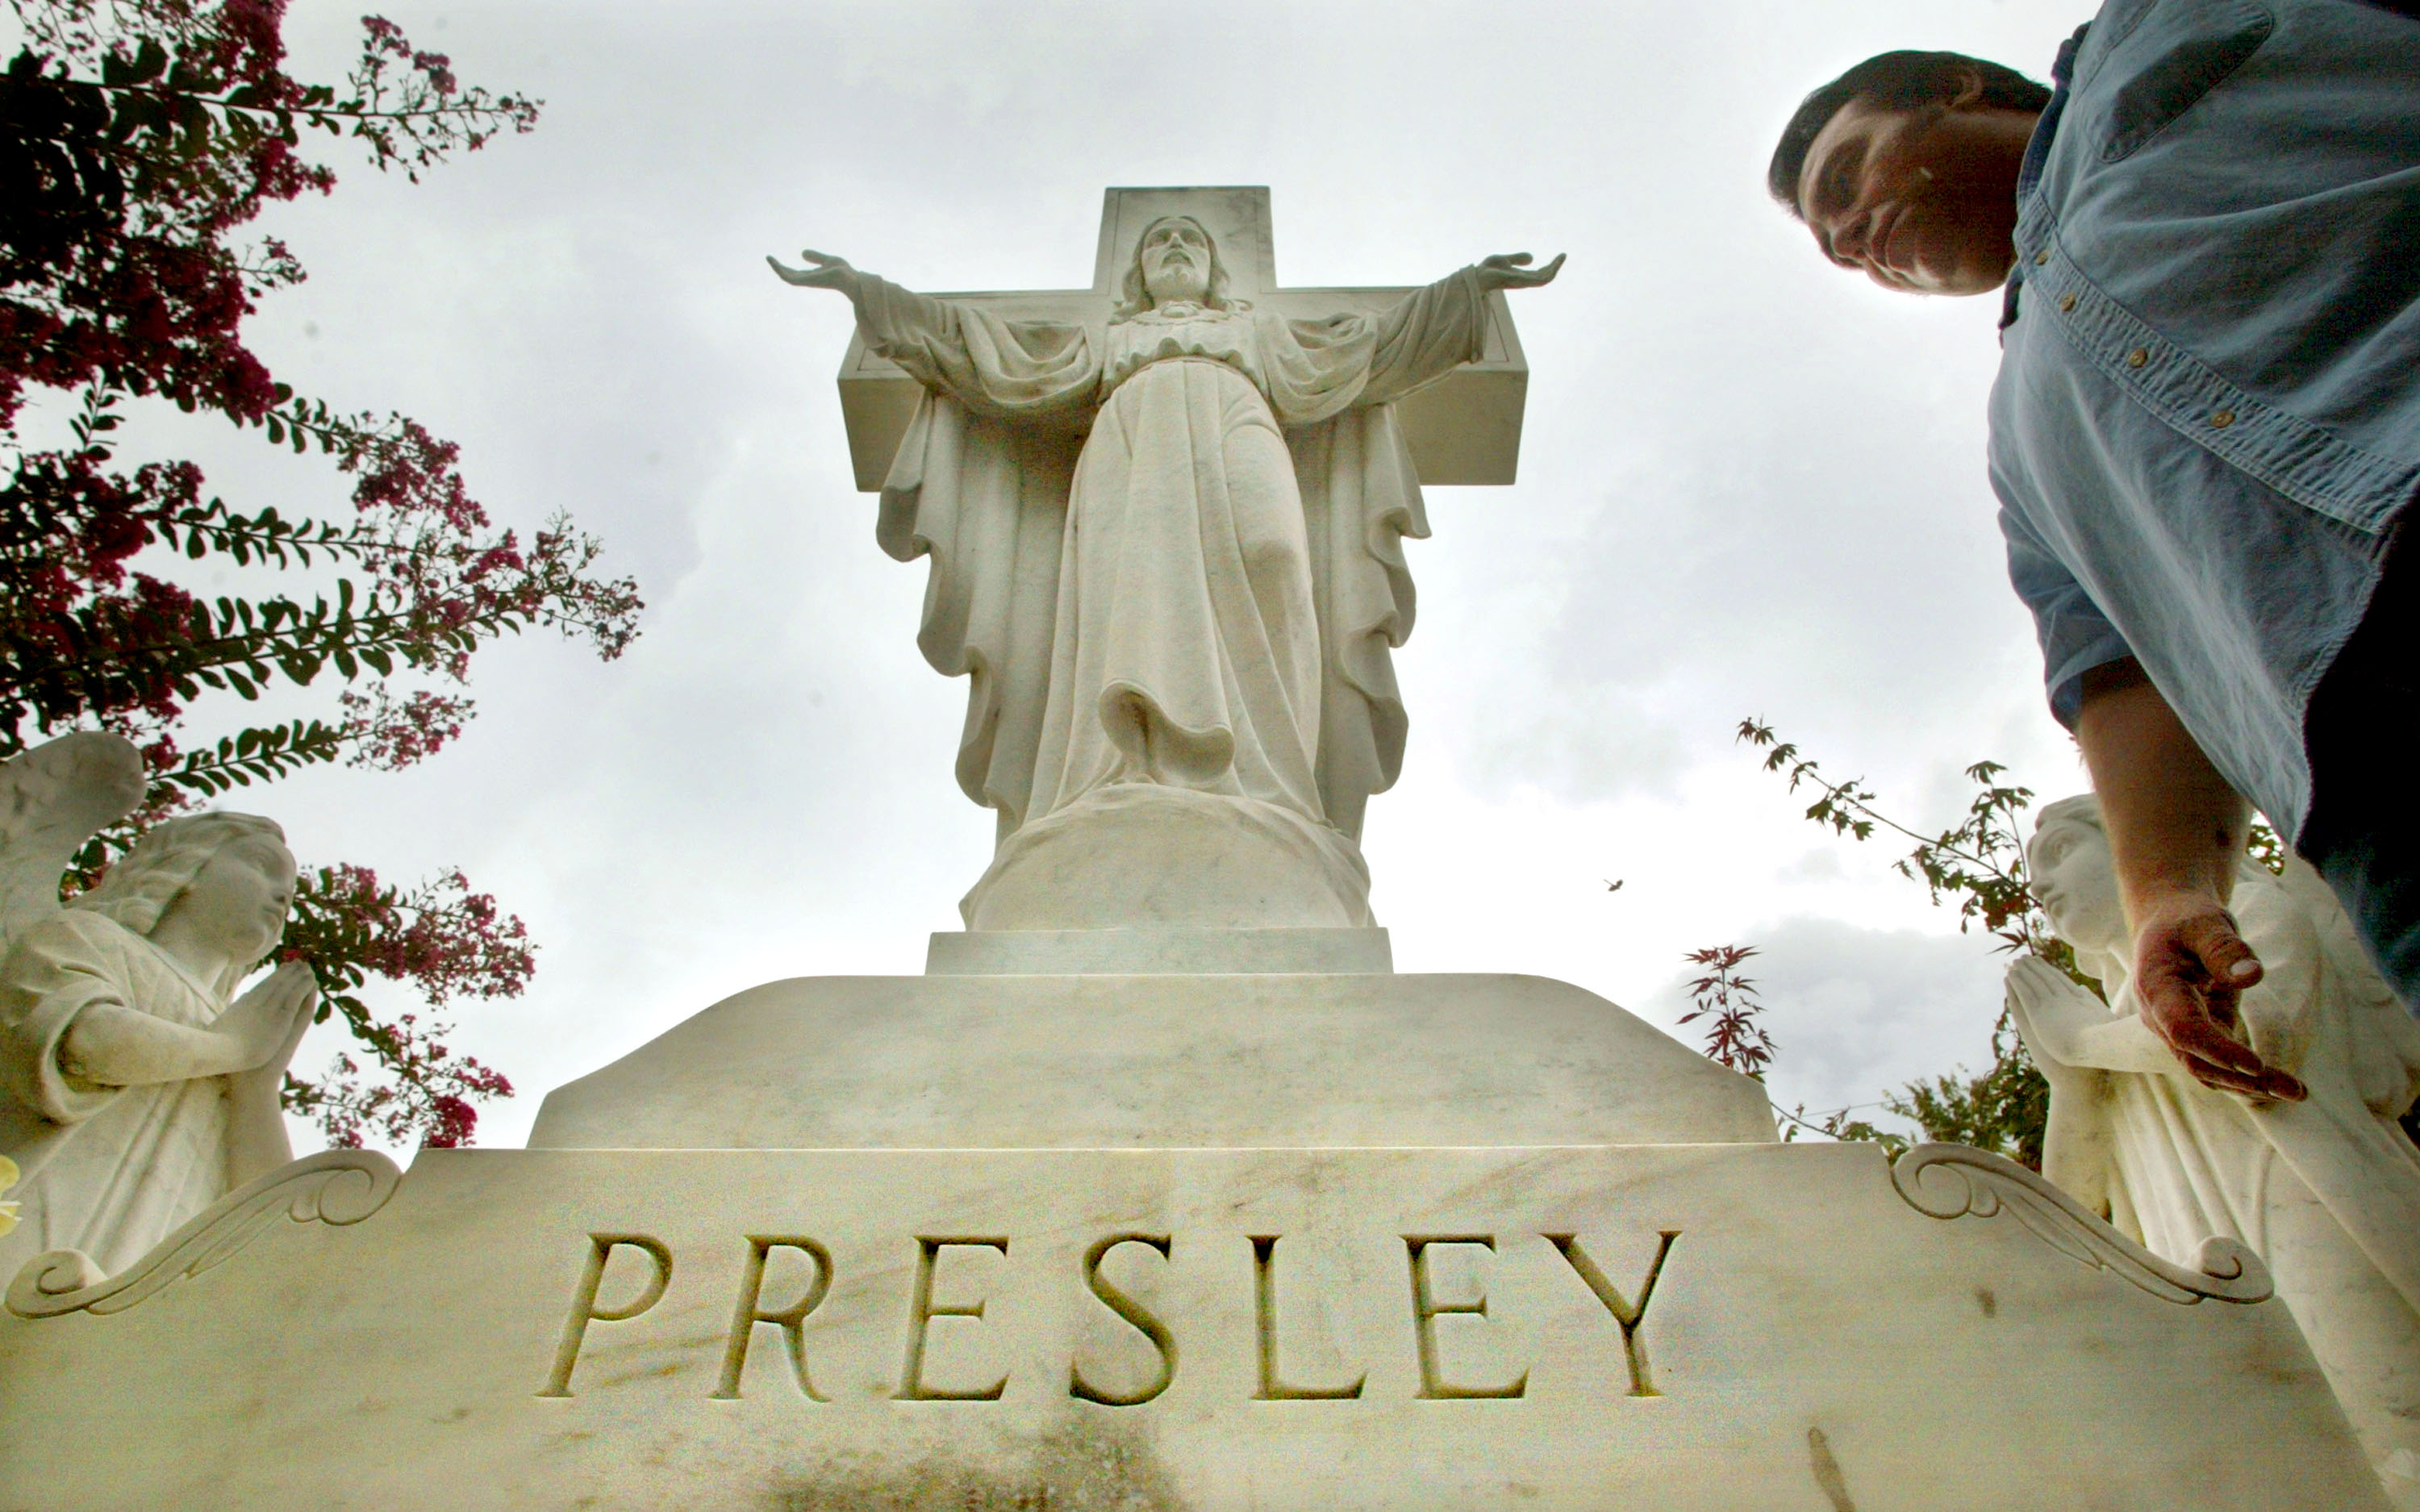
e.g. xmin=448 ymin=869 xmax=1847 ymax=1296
xmin=1770 ymin=0 xmax=2419 ymax=1103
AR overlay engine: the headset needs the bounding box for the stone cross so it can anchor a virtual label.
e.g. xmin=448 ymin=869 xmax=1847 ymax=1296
xmin=834 ymin=185 xmax=1531 ymax=491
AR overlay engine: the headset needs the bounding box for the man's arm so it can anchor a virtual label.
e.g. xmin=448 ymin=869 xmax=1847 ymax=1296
xmin=2073 ymin=658 xmax=2306 ymax=1101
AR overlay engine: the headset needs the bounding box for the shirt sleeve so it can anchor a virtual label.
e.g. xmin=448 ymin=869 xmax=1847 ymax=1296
xmin=2000 ymin=502 xmax=2137 ymax=729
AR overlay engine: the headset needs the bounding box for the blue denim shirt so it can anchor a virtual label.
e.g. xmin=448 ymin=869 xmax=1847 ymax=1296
xmin=1989 ymin=0 xmax=2420 ymax=841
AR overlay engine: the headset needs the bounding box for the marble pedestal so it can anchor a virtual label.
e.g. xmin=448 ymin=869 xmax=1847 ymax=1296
xmin=0 ymin=969 xmax=2391 ymax=1510
xmin=525 ymin=970 xmax=1776 ymax=1151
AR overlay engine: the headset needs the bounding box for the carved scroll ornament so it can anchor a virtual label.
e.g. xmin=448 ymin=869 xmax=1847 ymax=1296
xmin=6 ymin=1148 xmax=402 ymax=1318
xmin=1890 ymin=1143 xmax=2272 ymax=1306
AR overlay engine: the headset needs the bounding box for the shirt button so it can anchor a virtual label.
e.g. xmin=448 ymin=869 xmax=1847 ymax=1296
xmin=2126 ymin=348 xmax=2148 ymax=368
xmin=2034 ymin=251 xmax=2050 ymax=266
xmin=2059 ymin=293 xmax=2077 ymax=312
xmin=2210 ymin=410 xmax=2237 ymax=428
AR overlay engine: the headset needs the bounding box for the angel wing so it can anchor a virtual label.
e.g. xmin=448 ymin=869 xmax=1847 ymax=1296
xmin=0 ymin=732 xmax=147 ymax=964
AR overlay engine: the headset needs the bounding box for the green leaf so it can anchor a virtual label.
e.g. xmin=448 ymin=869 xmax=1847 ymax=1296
xmin=105 ymin=39 xmax=170 ymax=86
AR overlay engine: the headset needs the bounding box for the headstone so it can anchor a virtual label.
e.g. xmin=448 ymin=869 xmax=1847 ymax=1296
xmin=2010 ymin=793 xmax=2420 ymax=1505
xmin=0 ymin=190 xmax=2392 ymax=1510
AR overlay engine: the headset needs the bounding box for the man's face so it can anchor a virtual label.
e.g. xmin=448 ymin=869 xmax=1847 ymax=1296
xmin=1796 ymin=94 xmax=2028 ymax=297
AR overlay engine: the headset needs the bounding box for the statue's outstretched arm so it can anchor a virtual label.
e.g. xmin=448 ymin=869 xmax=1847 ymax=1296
xmin=767 ymin=247 xmax=960 ymax=353
xmin=766 ymin=248 xmax=867 ymax=302
xmin=1355 ymin=252 xmax=1564 ymax=408
xmin=770 ymin=247 xmax=1083 ymax=414
xmin=1469 ymin=251 xmax=1565 ymax=292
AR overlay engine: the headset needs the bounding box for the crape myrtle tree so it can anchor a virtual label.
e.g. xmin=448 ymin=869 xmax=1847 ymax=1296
xmin=1 ymin=0 xmax=644 ymax=1145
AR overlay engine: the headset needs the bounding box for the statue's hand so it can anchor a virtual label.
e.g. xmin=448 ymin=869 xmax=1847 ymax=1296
xmin=214 ymin=960 xmax=321 ymax=1073
xmin=58 ymin=960 xmax=319 ymax=1089
xmin=767 ymin=248 xmax=862 ymax=298
xmin=1472 ymin=252 xmax=1565 ymax=292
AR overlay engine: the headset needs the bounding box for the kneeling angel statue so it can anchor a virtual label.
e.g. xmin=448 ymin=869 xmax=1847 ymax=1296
xmin=2010 ymin=793 xmax=2420 ymax=1503
xmin=0 ymin=733 xmax=319 ymax=1283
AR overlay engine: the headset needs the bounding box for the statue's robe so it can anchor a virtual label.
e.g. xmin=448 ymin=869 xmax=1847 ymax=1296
xmin=2009 ymin=860 xmax=2420 ymax=1498
xmin=0 ymin=910 xmax=240 ymax=1278
xmin=853 ymin=269 xmax=1490 ymax=850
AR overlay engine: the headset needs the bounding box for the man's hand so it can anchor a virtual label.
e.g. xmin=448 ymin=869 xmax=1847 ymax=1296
xmin=2074 ymin=659 xmax=2307 ymax=1102
xmin=2130 ymin=890 xmax=2305 ymax=1101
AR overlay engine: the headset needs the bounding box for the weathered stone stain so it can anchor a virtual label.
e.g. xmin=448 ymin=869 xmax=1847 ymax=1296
xmin=771 ymin=1416 xmax=1187 ymax=1512
xmin=1807 ymin=1425 xmax=1856 ymax=1512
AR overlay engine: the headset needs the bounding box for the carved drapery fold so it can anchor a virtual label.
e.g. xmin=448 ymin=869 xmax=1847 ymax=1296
xmin=6 ymin=1148 xmax=402 ymax=1318
xmin=1294 ymin=406 xmax=1429 ymax=842
xmin=864 ymin=269 xmax=1479 ymax=849
xmin=1890 ymin=1142 xmax=2272 ymax=1305
xmin=881 ymin=391 xmax=1432 ymax=846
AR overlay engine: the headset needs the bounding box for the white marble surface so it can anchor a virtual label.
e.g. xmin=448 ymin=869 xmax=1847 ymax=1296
xmin=960 ymin=786 xmax=1378 ymax=931
xmin=926 ymin=926 xmax=1393 ymax=976
xmin=835 ymin=187 xmax=1533 ymax=489
xmin=2010 ymin=794 xmax=2420 ymax=1506
xmin=0 ymin=1141 xmax=2385 ymax=1510
xmin=779 ymin=188 xmax=1560 ymax=930
xmin=0 ymin=733 xmax=317 ymax=1284
xmin=525 ymin=971 xmax=1778 ymax=1150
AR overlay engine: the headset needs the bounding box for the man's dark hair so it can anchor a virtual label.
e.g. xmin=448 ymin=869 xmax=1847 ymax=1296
xmin=1767 ymin=51 xmax=2052 ymax=217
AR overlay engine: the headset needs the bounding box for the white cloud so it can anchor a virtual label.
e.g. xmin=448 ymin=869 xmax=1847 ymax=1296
xmin=1636 ymin=916 xmax=2019 ymax=1135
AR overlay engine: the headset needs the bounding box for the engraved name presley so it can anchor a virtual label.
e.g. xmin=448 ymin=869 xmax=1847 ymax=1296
xmin=536 ymin=1229 xmax=1681 ymax=1403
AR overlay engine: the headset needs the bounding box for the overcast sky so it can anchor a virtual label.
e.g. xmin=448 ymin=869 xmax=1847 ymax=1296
xmin=23 ymin=0 xmax=2098 ymax=1150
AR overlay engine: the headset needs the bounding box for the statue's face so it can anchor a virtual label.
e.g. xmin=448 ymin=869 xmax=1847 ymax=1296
xmin=1137 ymin=218 xmax=1213 ymax=306
xmin=1796 ymin=94 xmax=2025 ymax=297
xmin=165 ymin=836 xmax=299 ymax=964
xmin=2028 ymin=818 xmax=2125 ymax=954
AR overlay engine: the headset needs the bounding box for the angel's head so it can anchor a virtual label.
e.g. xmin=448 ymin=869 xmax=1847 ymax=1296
xmin=1113 ymin=216 xmax=1241 ymax=320
xmin=2028 ymin=795 xmax=2125 ymax=955
xmin=75 ymin=813 xmax=296 ymax=991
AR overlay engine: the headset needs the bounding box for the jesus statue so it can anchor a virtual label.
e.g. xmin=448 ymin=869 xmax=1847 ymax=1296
xmin=772 ymin=210 xmax=1559 ymax=931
